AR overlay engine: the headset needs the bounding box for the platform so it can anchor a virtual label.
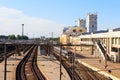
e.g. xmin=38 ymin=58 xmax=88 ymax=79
xmin=76 ymin=52 xmax=120 ymax=80
xmin=0 ymin=47 xmax=70 ymax=80
xmin=0 ymin=53 xmax=26 ymax=80
xmin=37 ymin=46 xmax=70 ymax=80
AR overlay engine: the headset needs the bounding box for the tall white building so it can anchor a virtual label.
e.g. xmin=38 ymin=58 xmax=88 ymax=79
xmin=78 ymin=18 xmax=86 ymax=29
xmin=86 ymin=13 xmax=97 ymax=32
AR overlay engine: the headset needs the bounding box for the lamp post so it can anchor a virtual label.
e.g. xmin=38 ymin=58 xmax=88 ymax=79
xmin=22 ymin=24 xmax=24 ymax=40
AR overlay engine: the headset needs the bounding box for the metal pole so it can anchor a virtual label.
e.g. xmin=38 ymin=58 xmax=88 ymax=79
xmin=22 ymin=24 xmax=24 ymax=40
xmin=118 ymin=47 xmax=120 ymax=62
xmin=72 ymin=47 xmax=76 ymax=80
xmin=60 ymin=44 xmax=62 ymax=80
xmin=72 ymin=52 xmax=74 ymax=80
xmin=4 ymin=43 xmax=7 ymax=80
xmin=72 ymin=45 xmax=76 ymax=80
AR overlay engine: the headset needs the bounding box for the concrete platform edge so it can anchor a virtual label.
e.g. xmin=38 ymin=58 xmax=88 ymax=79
xmin=37 ymin=62 xmax=49 ymax=80
xmin=78 ymin=60 xmax=120 ymax=80
xmin=37 ymin=46 xmax=49 ymax=80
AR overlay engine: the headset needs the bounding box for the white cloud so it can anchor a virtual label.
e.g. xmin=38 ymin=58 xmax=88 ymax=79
xmin=0 ymin=7 xmax=63 ymax=38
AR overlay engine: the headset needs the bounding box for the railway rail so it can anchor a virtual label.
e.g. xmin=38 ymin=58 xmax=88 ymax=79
xmin=0 ymin=45 xmax=30 ymax=63
xmin=16 ymin=46 xmax=47 ymax=80
xmin=0 ymin=51 xmax=15 ymax=62
xmin=53 ymin=47 xmax=110 ymax=80
xmin=53 ymin=48 xmax=81 ymax=80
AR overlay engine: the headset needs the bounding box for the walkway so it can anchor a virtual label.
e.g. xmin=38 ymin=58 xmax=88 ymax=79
xmin=37 ymin=46 xmax=70 ymax=80
xmin=76 ymin=52 xmax=120 ymax=80
xmin=0 ymin=53 xmax=26 ymax=80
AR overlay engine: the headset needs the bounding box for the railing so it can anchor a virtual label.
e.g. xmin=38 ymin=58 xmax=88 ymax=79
xmin=80 ymin=41 xmax=93 ymax=45
xmin=97 ymin=42 xmax=110 ymax=61
xmin=95 ymin=42 xmax=106 ymax=60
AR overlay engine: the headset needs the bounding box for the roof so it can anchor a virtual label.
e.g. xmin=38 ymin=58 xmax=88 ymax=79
xmin=82 ymin=30 xmax=108 ymax=35
xmin=113 ymin=27 xmax=120 ymax=31
xmin=93 ymin=30 xmax=108 ymax=34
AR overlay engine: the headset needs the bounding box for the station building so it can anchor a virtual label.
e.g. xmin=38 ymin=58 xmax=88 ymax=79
xmin=60 ymin=13 xmax=120 ymax=62
xmin=60 ymin=28 xmax=120 ymax=62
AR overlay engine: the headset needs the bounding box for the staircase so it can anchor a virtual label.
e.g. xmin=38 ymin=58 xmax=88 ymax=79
xmin=97 ymin=42 xmax=110 ymax=61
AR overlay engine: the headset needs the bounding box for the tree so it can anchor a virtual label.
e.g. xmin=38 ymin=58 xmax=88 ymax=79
xmin=22 ymin=35 xmax=28 ymax=40
xmin=8 ymin=35 xmax=16 ymax=40
xmin=8 ymin=34 xmax=29 ymax=40
xmin=16 ymin=35 xmax=22 ymax=40
xmin=16 ymin=35 xmax=29 ymax=40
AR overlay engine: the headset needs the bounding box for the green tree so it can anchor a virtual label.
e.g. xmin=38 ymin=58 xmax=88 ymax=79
xmin=16 ymin=35 xmax=28 ymax=40
xmin=22 ymin=35 xmax=28 ymax=40
xmin=8 ymin=35 xmax=16 ymax=40
xmin=16 ymin=35 xmax=22 ymax=40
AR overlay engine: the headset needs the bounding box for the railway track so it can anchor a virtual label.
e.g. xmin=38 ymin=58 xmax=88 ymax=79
xmin=0 ymin=45 xmax=30 ymax=63
xmin=76 ymin=62 xmax=110 ymax=80
xmin=53 ymin=48 xmax=110 ymax=80
xmin=16 ymin=46 xmax=47 ymax=80
xmin=0 ymin=51 xmax=15 ymax=63
xmin=53 ymin=48 xmax=81 ymax=80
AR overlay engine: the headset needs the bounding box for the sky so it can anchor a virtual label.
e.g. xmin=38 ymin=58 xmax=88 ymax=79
xmin=0 ymin=0 xmax=120 ymax=38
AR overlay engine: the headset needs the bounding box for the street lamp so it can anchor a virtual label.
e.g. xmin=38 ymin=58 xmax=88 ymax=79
xmin=22 ymin=24 xmax=24 ymax=40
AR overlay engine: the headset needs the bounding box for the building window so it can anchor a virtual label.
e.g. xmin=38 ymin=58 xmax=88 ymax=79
xmin=112 ymin=38 xmax=114 ymax=44
xmin=79 ymin=29 xmax=82 ymax=32
xmin=92 ymin=25 xmax=94 ymax=32
xmin=73 ymin=29 xmax=76 ymax=32
xmin=118 ymin=38 xmax=120 ymax=45
xmin=115 ymin=38 xmax=117 ymax=44
xmin=112 ymin=47 xmax=118 ymax=52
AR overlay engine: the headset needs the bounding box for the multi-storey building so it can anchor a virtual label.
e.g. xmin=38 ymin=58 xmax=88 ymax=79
xmin=79 ymin=28 xmax=120 ymax=62
xmin=60 ymin=28 xmax=120 ymax=62
xmin=63 ymin=26 xmax=87 ymax=36
xmin=86 ymin=13 xmax=97 ymax=32
xmin=60 ymin=13 xmax=120 ymax=62
xmin=63 ymin=13 xmax=97 ymax=36
xmin=78 ymin=18 xmax=86 ymax=29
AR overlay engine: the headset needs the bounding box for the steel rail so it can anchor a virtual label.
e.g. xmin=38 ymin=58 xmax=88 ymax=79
xmin=16 ymin=46 xmax=47 ymax=80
